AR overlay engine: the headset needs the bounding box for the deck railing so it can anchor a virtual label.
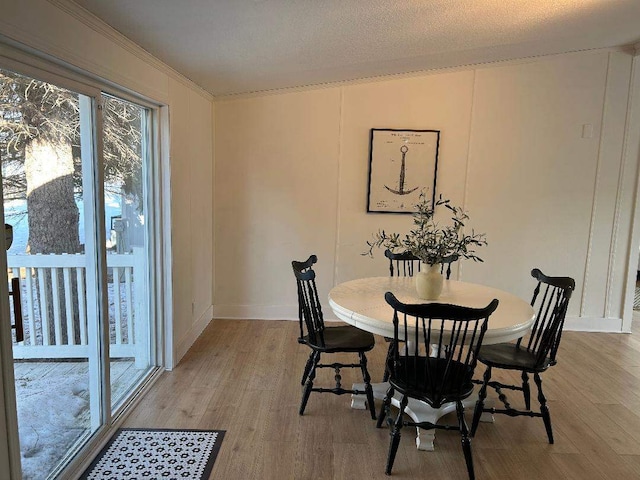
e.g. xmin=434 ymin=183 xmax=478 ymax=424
xmin=8 ymin=250 xmax=146 ymax=361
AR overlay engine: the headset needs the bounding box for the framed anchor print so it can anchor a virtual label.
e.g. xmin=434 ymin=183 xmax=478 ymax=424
xmin=366 ymin=128 xmax=440 ymax=213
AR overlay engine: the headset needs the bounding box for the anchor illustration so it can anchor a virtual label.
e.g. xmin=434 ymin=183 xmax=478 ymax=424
xmin=385 ymin=145 xmax=418 ymax=195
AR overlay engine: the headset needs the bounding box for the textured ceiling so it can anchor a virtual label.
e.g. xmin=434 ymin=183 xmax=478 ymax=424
xmin=71 ymin=0 xmax=640 ymax=97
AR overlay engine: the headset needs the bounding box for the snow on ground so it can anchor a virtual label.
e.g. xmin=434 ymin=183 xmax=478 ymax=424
xmin=14 ymin=359 xmax=139 ymax=480
xmin=14 ymin=362 xmax=90 ymax=480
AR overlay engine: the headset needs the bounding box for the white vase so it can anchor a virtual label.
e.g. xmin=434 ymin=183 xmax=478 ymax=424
xmin=415 ymin=263 xmax=443 ymax=300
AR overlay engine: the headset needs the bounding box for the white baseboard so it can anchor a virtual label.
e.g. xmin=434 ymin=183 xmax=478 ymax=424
xmin=174 ymin=305 xmax=214 ymax=363
xmin=212 ymin=304 xmax=298 ymax=321
xmin=563 ymin=315 xmax=625 ymax=333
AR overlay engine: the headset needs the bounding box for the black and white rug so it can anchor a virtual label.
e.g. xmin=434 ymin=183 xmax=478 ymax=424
xmin=81 ymin=428 xmax=225 ymax=479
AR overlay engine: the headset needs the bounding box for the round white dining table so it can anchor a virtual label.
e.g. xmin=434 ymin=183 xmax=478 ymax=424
xmin=328 ymin=276 xmax=535 ymax=451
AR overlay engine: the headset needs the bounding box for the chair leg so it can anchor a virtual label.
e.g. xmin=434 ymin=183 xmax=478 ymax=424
xmin=522 ymin=371 xmax=531 ymax=410
xmin=534 ymin=373 xmax=554 ymax=444
xmin=385 ymin=395 xmax=408 ymax=475
xmin=470 ymin=365 xmax=491 ymax=437
xmin=456 ymin=400 xmax=475 ymax=480
xmin=301 ymin=351 xmax=315 ymax=386
xmin=359 ymin=352 xmax=377 ymax=420
xmin=299 ymin=351 xmax=320 ymax=415
xmin=377 ymin=386 xmax=395 ymax=429
xmin=382 ymin=341 xmax=395 ymax=382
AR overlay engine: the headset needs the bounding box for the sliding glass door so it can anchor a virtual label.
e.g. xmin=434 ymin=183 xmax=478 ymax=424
xmin=0 ymin=66 xmax=157 ymax=479
xmin=101 ymin=94 xmax=155 ymax=414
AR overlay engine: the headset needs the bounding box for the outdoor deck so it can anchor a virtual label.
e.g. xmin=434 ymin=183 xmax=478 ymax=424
xmin=6 ymin=249 xmax=149 ymax=479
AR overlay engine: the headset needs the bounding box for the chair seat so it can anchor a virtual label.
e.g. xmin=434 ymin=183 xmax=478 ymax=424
xmin=303 ymin=325 xmax=375 ymax=353
xmin=478 ymin=343 xmax=553 ymax=372
xmin=389 ymin=357 xmax=475 ymax=407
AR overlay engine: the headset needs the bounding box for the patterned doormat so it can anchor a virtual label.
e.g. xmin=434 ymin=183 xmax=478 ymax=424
xmin=80 ymin=428 xmax=225 ymax=479
xmin=635 ymin=283 xmax=640 ymax=310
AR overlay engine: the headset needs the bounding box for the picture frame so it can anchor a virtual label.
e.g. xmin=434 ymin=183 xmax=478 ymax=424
xmin=366 ymin=128 xmax=440 ymax=213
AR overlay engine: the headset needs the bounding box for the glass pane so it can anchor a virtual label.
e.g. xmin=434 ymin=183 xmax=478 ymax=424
xmin=101 ymin=94 xmax=153 ymax=412
xmin=0 ymin=68 xmax=98 ymax=479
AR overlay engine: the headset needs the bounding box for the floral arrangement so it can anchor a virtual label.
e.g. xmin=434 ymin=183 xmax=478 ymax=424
xmin=364 ymin=192 xmax=487 ymax=266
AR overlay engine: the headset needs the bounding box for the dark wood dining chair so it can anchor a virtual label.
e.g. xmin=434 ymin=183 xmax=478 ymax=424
xmin=440 ymin=254 xmax=459 ymax=281
xmin=385 ymin=249 xmax=420 ymax=277
xmin=470 ymin=268 xmax=575 ymax=444
xmin=382 ymin=249 xmax=460 ymax=381
xmin=376 ymin=292 xmax=499 ymax=478
xmin=292 ymin=255 xmax=376 ymax=419
xmin=384 ymin=249 xmax=459 ymax=280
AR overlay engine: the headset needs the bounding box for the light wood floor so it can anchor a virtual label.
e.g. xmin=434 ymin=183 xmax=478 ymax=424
xmin=123 ymin=318 xmax=640 ymax=479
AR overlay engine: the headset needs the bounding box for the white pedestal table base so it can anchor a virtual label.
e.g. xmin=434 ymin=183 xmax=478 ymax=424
xmin=351 ymin=382 xmax=494 ymax=451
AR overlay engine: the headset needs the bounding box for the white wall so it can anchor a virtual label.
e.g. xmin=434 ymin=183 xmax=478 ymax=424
xmin=0 ymin=0 xmax=215 ymax=364
xmin=167 ymin=78 xmax=214 ymax=361
xmin=214 ymin=48 xmax=639 ymax=332
xmin=214 ymin=89 xmax=342 ymax=319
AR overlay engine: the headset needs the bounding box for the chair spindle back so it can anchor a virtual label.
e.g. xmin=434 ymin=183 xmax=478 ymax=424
xmin=517 ymin=268 xmax=575 ymax=367
xmin=385 ymin=249 xmax=420 ymax=277
xmin=385 ymin=292 xmax=499 ymax=407
xmin=385 ymin=249 xmax=459 ymax=279
xmin=292 ymin=255 xmax=325 ymax=347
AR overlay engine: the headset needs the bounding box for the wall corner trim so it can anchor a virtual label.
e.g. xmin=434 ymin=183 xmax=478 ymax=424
xmin=174 ymin=305 xmax=213 ymax=363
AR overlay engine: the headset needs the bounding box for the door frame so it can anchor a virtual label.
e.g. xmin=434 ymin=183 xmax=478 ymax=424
xmin=622 ymin=49 xmax=640 ymax=332
xmin=0 ymin=187 xmax=19 ymax=479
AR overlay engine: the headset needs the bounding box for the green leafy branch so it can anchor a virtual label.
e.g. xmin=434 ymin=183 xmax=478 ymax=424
xmin=363 ymin=192 xmax=487 ymax=266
